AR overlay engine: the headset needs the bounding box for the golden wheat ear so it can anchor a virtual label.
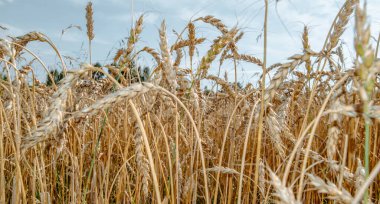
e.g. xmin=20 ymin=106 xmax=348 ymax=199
xmin=86 ymin=1 xmax=94 ymax=64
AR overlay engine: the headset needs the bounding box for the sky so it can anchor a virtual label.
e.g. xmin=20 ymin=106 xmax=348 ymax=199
xmin=0 ymin=0 xmax=380 ymax=85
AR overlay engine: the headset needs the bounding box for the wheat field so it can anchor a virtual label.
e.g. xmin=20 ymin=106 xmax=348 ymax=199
xmin=0 ymin=0 xmax=380 ymax=203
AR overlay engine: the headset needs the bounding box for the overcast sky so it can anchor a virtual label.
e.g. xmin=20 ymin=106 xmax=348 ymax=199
xmin=0 ymin=0 xmax=380 ymax=84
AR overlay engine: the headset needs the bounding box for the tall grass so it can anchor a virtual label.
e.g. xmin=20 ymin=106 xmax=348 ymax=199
xmin=1 ymin=0 xmax=380 ymax=203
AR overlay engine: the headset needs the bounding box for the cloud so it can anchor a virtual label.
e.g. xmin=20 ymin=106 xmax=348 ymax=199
xmin=93 ymin=37 xmax=112 ymax=45
xmin=0 ymin=23 xmax=24 ymax=37
xmin=368 ymin=0 xmax=380 ymax=35
xmin=67 ymin=0 xmax=128 ymax=6
xmin=58 ymin=30 xmax=84 ymax=43
xmin=67 ymin=0 xmax=97 ymax=6
xmin=105 ymin=12 xmax=159 ymax=25
xmin=0 ymin=0 xmax=14 ymax=5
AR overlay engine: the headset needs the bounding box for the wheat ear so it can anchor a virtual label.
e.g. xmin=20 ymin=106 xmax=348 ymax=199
xmin=133 ymin=122 xmax=151 ymax=198
xmin=267 ymin=166 xmax=300 ymax=204
xmin=159 ymin=20 xmax=177 ymax=93
xmin=195 ymin=15 xmax=228 ymax=34
xmin=307 ymin=174 xmax=353 ymax=204
xmin=21 ymin=69 xmax=88 ymax=152
xmin=86 ymin=2 xmax=94 ymax=64
xmin=72 ymin=82 xmax=155 ymax=119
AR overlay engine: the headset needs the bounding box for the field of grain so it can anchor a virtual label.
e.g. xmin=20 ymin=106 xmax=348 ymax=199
xmin=0 ymin=0 xmax=380 ymax=203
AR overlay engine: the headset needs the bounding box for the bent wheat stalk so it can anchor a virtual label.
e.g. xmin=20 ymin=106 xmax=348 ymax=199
xmin=21 ymin=70 xmax=87 ymax=152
